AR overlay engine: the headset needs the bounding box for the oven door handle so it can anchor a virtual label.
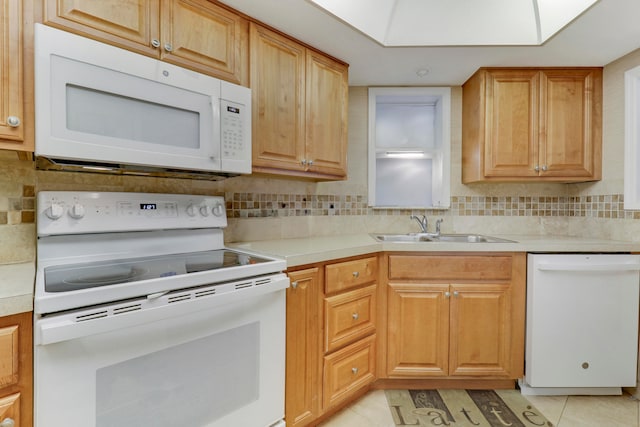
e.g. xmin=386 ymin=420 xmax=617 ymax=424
xmin=35 ymin=275 xmax=289 ymax=345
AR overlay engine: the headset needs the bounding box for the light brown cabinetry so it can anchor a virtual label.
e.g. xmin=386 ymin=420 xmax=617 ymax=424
xmin=0 ymin=0 xmax=34 ymax=152
xmin=43 ymin=0 xmax=249 ymax=85
xmin=250 ymin=23 xmax=348 ymax=180
xmin=384 ymin=253 xmax=525 ymax=381
xmin=322 ymin=256 xmax=377 ymax=410
xmin=0 ymin=312 xmax=33 ymax=427
xmin=285 ymin=255 xmax=377 ymax=426
xmin=285 ymin=267 xmax=322 ymax=427
xmin=462 ymin=67 xmax=602 ymax=183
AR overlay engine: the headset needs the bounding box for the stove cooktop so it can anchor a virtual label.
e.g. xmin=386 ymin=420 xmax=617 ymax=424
xmin=44 ymin=249 xmax=272 ymax=292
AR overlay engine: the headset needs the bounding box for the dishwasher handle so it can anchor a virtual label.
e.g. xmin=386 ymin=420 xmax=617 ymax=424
xmin=537 ymin=263 xmax=640 ymax=272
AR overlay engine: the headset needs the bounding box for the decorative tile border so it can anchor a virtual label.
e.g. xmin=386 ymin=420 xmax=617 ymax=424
xmin=3 ymin=190 xmax=634 ymax=224
xmin=228 ymin=193 xmax=634 ymax=220
xmin=0 ymin=185 xmax=35 ymax=225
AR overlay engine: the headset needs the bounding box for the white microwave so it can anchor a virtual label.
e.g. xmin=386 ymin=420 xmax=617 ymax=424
xmin=34 ymin=24 xmax=251 ymax=180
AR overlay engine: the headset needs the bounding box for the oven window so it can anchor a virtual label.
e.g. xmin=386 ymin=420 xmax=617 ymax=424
xmin=96 ymin=322 xmax=259 ymax=426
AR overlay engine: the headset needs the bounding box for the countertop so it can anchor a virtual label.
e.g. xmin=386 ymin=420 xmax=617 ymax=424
xmin=230 ymin=234 xmax=640 ymax=267
xmin=3 ymin=234 xmax=639 ymax=317
xmin=0 ymin=261 xmax=35 ymax=317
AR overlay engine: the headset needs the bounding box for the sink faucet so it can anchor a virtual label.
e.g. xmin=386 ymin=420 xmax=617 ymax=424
xmin=410 ymin=215 xmax=428 ymax=233
xmin=435 ymin=218 xmax=443 ymax=235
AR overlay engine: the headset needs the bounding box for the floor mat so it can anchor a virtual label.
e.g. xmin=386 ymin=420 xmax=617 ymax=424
xmin=384 ymin=389 xmax=553 ymax=426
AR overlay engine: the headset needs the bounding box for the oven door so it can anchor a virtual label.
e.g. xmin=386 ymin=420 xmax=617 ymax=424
xmin=34 ymin=275 xmax=287 ymax=427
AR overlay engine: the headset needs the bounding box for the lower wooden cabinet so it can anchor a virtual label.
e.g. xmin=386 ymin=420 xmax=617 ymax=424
xmin=384 ymin=253 xmax=526 ymax=380
xmin=0 ymin=312 xmax=32 ymax=427
xmin=284 ymin=251 xmax=526 ymax=425
xmin=322 ymin=334 xmax=376 ymax=409
xmin=285 ymin=255 xmax=378 ymax=426
xmin=285 ymin=267 xmax=322 ymax=427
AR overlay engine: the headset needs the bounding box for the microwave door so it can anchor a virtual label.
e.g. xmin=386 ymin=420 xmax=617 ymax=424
xmin=46 ymin=55 xmax=221 ymax=172
xmin=35 ymin=26 xmax=224 ymax=173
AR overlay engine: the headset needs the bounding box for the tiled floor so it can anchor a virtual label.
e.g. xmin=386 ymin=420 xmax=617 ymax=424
xmin=319 ymin=389 xmax=640 ymax=427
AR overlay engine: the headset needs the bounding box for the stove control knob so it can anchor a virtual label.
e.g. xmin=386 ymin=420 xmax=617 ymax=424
xmin=186 ymin=204 xmax=197 ymax=217
xmin=199 ymin=205 xmax=210 ymax=217
xmin=68 ymin=203 xmax=86 ymax=219
xmin=45 ymin=203 xmax=64 ymax=220
xmin=212 ymin=203 xmax=225 ymax=217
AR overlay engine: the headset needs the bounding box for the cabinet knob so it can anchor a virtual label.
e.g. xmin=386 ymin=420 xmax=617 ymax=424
xmin=291 ymin=281 xmax=298 ymax=289
xmin=453 ymin=291 xmax=459 ymax=297
xmin=164 ymin=43 xmax=173 ymax=52
xmin=352 ymin=271 xmax=360 ymax=278
xmin=300 ymin=159 xmax=307 ymax=166
xmin=445 ymin=291 xmax=450 ymax=298
xmin=6 ymin=116 xmax=20 ymax=127
xmin=351 ymin=367 xmax=358 ymax=375
xmin=151 ymin=39 xmax=160 ymax=48
xmin=534 ymin=165 xmax=540 ymax=172
xmin=0 ymin=418 xmax=15 ymax=427
xmin=541 ymin=165 xmax=548 ymax=171
xmin=352 ymin=312 xmax=359 ymax=320
xmin=307 ymin=160 xmax=314 ymax=166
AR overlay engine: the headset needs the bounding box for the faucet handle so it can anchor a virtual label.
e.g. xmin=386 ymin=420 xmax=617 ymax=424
xmin=435 ymin=218 xmax=443 ymax=234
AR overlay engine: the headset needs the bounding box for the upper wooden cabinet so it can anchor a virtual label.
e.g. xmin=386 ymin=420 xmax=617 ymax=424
xmin=462 ymin=67 xmax=602 ymax=183
xmin=250 ymin=23 xmax=348 ymax=180
xmin=0 ymin=0 xmax=34 ymax=152
xmin=43 ymin=0 xmax=249 ymax=85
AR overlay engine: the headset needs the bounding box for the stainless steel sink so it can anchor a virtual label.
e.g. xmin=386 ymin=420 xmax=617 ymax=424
xmin=372 ymin=233 xmax=516 ymax=243
xmin=373 ymin=233 xmax=436 ymax=242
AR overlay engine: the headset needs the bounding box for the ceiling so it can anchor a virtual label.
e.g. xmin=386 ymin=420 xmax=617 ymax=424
xmin=219 ymin=0 xmax=640 ymax=86
xmin=306 ymin=0 xmax=599 ymax=46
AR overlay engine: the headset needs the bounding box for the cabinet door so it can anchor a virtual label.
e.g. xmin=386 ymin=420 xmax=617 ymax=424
xmin=250 ymin=23 xmax=306 ymax=174
xmin=0 ymin=312 xmax=32 ymax=427
xmin=449 ymin=283 xmax=512 ymax=377
xmin=305 ymin=51 xmax=348 ymax=178
xmin=0 ymin=0 xmax=26 ymax=146
xmin=539 ymin=69 xmax=602 ymax=179
xmin=386 ymin=283 xmax=449 ymax=377
xmin=161 ymin=0 xmax=248 ymax=85
xmin=0 ymin=393 xmax=19 ymax=427
xmin=484 ymin=69 xmax=539 ymax=178
xmin=285 ymin=268 xmax=321 ymax=427
xmin=44 ymin=0 xmax=161 ymax=57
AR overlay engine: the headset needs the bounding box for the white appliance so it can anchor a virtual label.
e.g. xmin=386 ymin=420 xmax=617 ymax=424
xmin=34 ymin=24 xmax=251 ymax=180
xmin=34 ymin=191 xmax=288 ymax=427
xmin=521 ymin=253 xmax=640 ymax=395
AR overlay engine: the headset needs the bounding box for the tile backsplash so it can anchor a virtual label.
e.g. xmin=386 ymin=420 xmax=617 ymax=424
xmin=0 ymin=185 xmax=35 ymax=225
xmin=228 ymin=192 xmax=631 ymax=220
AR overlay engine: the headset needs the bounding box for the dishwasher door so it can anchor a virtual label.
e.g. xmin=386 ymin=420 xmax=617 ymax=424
xmin=524 ymin=254 xmax=640 ymax=394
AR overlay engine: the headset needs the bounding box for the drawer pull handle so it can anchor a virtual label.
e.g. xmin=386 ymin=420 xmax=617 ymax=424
xmin=351 ymin=367 xmax=358 ymax=375
xmin=352 ymin=313 xmax=359 ymax=320
xmin=0 ymin=418 xmax=15 ymax=427
xmin=291 ymin=281 xmax=298 ymax=289
xmin=352 ymin=271 xmax=360 ymax=278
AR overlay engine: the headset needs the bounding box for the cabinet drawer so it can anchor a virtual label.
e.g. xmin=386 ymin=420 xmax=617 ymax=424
xmin=325 ymin=257 xmax=378 ymax=294
xmin=388 ymin=254 xmax=513 ymax=280
xmin=323 ymin=335 xmax=376 ymax=409
xmin=325 ymin=285 xmax=376 ymax=353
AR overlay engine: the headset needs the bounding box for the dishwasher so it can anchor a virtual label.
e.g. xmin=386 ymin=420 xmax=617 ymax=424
xmin=520 ymin=253 xmax=640 ymax=395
